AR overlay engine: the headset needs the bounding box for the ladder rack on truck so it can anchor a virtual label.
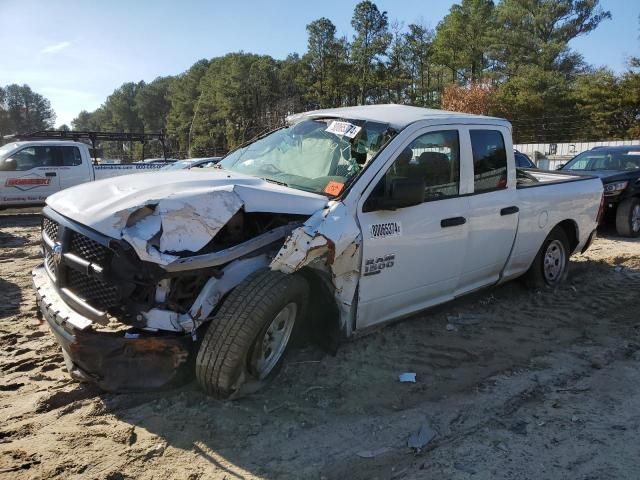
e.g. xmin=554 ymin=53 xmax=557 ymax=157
xmin=4 ymin=130 xmax=167 ymax=164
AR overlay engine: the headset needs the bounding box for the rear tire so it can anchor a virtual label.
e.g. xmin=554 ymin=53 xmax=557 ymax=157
xmin=615 ymin=197 xmax=640 ymax=237
xmin=195 ymin=269 xmax=309 ymax=398
xmin=524 ymin=227 xmax=570 ymax=289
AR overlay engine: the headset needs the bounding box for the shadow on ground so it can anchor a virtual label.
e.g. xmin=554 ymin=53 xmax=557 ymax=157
xmin=0 ymin=230 xmax=31 ymax=248
xmin=0 ymin=277 xmax=22 ymax=319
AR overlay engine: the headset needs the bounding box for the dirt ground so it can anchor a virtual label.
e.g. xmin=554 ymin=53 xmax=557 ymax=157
xmin=1 ymin=213 xmax=639 ymax=480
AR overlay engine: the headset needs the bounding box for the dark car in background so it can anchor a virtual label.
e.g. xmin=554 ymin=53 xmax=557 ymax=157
xmin=560 ymin=146 xmax=640 ymax=236
xmin=514 ymin=150 xmax=537 ymax=169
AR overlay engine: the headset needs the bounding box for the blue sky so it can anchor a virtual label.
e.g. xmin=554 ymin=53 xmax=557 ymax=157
xmin=0 ymin=0 xmax=638 ymax=127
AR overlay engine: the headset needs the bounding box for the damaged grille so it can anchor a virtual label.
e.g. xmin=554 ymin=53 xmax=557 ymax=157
xmin=41 ymin=215 xmax=120 ymax=314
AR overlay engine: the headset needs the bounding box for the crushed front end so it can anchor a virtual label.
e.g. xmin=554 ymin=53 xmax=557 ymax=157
xmin=32 ymin=165 xmax=365 ymax=393
xmin=33 ymin=205 xmax=304 ymax=391
xmin=33 ymin=207 xmax=197 ymax=391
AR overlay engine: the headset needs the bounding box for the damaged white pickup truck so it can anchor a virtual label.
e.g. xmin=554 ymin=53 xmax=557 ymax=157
xmin=33 ymin=105 xmax=604 ymax=397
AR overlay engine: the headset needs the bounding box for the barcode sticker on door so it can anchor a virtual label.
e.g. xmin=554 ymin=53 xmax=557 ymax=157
xmin=370 ymin=222 xmax=402 ymax=239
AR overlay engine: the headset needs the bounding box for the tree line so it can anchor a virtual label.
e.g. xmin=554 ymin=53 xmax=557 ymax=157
xmin=7 ymin=0 xmax=640 ymax=159
xmin=0 ymin=84 xmax=56 ymax=139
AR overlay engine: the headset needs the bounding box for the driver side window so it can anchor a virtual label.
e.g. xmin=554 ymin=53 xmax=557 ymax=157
xmin=12 ymin=147 xmax=55 ymax=171
xmin=367 ymin=130 xmax=461 ymax=205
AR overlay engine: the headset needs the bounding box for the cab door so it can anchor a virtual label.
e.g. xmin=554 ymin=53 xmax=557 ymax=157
xmin=456 ymin=128 xmax=519 ymax=294
xmin=56 ymin=145 xmax=91 ymax=190
xmin=0 ymin=145 xmax=60 ymax=205
xmin=356 ymin=128 xmax=470 ymax=330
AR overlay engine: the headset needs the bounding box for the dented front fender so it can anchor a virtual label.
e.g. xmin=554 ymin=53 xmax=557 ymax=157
xmin=270 ymin=202 xmax=362 ymax=335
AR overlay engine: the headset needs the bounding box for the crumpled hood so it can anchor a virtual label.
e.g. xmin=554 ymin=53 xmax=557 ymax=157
xmin=47 ymin=169 xmax=329 ymax=263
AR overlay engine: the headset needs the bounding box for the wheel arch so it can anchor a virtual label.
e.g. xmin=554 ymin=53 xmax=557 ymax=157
xmin=297 ymin=266 xmax=342 ymax=353
xmin=554 ymin=219 xmax=579 ymax=254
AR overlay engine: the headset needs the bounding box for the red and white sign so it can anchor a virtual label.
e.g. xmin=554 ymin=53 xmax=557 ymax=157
xmin=4 ymin=174 xmax=52 ymax=191
xmin=5 ymin=177 xmax=51 ymax=187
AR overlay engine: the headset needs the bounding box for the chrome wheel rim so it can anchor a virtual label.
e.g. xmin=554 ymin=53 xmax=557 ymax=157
xmin=543 ymin=239 xmax=566 ymax=284
xmin=253 ymin=303 xmax=297 ymax=379
xmin=632 ymin=204 xmax=640 ymax=233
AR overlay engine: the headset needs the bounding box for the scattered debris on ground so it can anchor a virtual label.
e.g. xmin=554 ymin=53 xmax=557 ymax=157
xmin=407 ymin=423 xmax=436 ymax=451
xmin=398 ymin=372 xmax=417 ymax=383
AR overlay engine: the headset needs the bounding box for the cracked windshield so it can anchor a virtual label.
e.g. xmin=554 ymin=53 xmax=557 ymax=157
xmin=219 ymin=118 xmax=395 ymax=196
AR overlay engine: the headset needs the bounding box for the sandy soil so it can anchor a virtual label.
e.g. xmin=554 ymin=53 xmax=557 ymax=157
xmin=1 ymin=214 xmax=639 ymax=480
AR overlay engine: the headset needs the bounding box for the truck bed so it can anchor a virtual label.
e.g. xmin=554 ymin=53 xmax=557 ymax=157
xmin=516 ymin=168 xmax=597 ymax=188
xmin=501 ymin=169 xmax=603 ymax=282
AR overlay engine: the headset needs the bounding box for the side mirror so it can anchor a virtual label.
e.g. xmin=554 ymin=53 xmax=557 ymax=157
xmin=375 ymin=177 xmax=425 ymax=210
xmin=0 ymin=157 xmax=17 ymax=171
xmin=555 ymin=163 xmax=565 ymax=170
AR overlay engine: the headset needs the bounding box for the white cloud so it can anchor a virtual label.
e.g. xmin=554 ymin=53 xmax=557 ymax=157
xmin=41 ymin=41 xmax=71 ymax=54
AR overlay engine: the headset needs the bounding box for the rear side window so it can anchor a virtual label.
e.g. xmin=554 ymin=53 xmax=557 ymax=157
xmin=470 ymin=130 xmax=507 ymax=193
xmin=57 ymin=146 xmax=82 ymax=166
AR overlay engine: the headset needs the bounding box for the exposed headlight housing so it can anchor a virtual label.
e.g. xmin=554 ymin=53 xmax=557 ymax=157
xmin=603 ymin=181 xmax=628 ymax=195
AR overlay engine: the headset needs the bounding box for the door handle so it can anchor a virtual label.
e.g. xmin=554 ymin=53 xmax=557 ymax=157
xmin=45 ymin=172 xmax=57 ymax=177
xmin=500 ymin=206 xmax=519 ymax=216
xmin=441 ymin=216 xmax=466 ymax=228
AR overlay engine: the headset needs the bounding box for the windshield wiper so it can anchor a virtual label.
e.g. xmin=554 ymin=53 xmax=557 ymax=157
xmin=261 ymin=177 xmax=289 ymax=187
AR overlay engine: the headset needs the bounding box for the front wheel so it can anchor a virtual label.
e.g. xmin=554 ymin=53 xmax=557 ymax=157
xmin=615 ymin=197 xmax=640 ymax=237
xmin=524 ymin=227 xmax=570 ymax=288
xmin=195 ymin=269 xmax=309 ymax=398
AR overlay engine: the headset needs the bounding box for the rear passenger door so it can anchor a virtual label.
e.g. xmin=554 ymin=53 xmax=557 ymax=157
xmin=457 ymin=128 xmax=519 ymax=294
xmin=56 ymin=146 xmax=91 ymax=190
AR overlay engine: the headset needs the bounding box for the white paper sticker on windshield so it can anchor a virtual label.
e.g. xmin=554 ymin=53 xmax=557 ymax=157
xmin=326 ymin=120 xmax=362 ymax=139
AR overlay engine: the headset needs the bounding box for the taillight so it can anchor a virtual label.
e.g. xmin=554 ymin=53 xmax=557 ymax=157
xmin=596 ymin=193 xmax=605 ymax=224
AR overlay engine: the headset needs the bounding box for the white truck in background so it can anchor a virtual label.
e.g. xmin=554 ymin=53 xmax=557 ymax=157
xmin=0 ymin=140 xmax=164 ymax=207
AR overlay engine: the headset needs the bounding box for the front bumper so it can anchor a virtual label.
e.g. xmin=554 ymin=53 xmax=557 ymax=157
xmin=33 ymin=265 xmax=196 ymax=392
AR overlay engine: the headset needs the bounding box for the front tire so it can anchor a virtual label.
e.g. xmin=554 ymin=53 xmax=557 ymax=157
xmin=195 ymin=269 xmax=309 ymax=398
xmin=524 ymin=227 xmax=570 ymax=289
xmin=615 ymin=197 xmax=640 ymax=237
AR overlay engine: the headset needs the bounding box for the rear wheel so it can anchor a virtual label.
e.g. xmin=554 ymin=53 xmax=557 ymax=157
xmin=195 ymin=269 xmax=308 ymax=398
xmin=524 ymin=227 xmax=570 ymax=288
xmin=615 ymin=197 xmax=640 ymax=237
